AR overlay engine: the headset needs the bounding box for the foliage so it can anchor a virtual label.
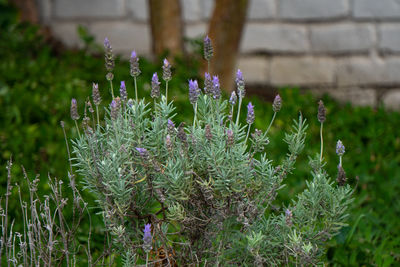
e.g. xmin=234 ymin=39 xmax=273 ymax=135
xmin=1 ymin=3 xmax=400 ymax=264
xmin=71 ymin=38 xmax=353 ymax=265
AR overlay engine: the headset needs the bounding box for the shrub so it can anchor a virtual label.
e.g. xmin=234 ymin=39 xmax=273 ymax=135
xmin=71 ymin=37 xmax=354 ymax=265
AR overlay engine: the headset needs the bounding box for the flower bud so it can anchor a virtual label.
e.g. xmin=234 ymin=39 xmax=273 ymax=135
xmin=246 ymin=102 xmax=255 ymax=125
xmin=162 ymin=59 xmax=171 ymax=82
xmin=188 ymin=79 xmax=200 ymax=105
xmin=142 ymin=223 xmax=152 ymax=253
xmin=151 ymin=73 xmax=160 ymax=99
xmin=212 ymin=75 xmax=221 ymax=99
xmin=229 ymin=91 xmax=237 ymax=106
xmin=318 ymin=100 xmax=326 ymax=123
xmin=130 ymin=50 xmax=141 ymax=77
xmin=336 ymin=140 xmax=345 ymax=156
xmin=120 ymin=81 xmax=127 ymax=101
xmin=203 ymin=35 xmax=213 ymax=61
xmin=70 ymin=98 xmax=79 ymax=120
xmin=92 ymin=83 xmax=101 ymax=106
xmin=273 ymin=94 xmax=281 ymax=113
xmin=204 ymin=72 xmax=212 ymax=95
xmin=236 ymin=69 xmax=245 ymax=98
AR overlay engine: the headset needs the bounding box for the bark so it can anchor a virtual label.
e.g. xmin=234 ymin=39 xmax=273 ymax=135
xmin=149 ymin=0 xmax=185 ymax=58
xmin=13 ymin=0 xmax=39 ymax=24
xmin=207 ymin=0 xmax=249 ymax=92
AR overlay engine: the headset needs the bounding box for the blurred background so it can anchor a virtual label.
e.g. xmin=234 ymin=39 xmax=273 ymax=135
xmin=1 ymin=0 xmax=400 ymax=265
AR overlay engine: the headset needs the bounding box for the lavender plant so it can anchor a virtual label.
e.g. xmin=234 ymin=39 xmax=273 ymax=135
xmin=71 ymin=37 xmax=354 ymax=265
xmin=0 ymin=156 xmax=112 ymax=266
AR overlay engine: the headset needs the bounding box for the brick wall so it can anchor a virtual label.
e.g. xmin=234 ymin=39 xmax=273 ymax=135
xmin=38 ymin=0 xmax=400 ymax=109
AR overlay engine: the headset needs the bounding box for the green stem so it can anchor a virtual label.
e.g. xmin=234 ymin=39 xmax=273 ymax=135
xmin=207 ymin=60 xmax=210 ymax=74
xmin=109 ymin=80 xmax=114 ymax=99
xmin=134 ymin=77 xmax=138 ymax=102
xmin=265 ymin=112 xmax=277 ymax=135
xmin=231 ymin=105 xmax=234 ymax=122
xmin=193 ymin=102 xmax=198 ymax=128
xmin=74 ymin=120 xmax=81 ymax=139
xmin=145 ymin=253 xmax=149 ymax=267
xmin=339 ymin=155 xmax=342 ymax=167
xmin=320 ymin=122 xmax=324 ymax=163
xmin=245 ymin=123 xmax=251 ymax=144
xmin=236 ymin=96 xmax=243 ymax=126
xmin=95 ymin=106 xmax=100 ymax=127
xmin=165 ymin=81 xmax=169 ymax=102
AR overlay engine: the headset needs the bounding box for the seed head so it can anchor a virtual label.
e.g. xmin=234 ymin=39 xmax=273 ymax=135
xmin=285 ymin=209 xmax=293 ymax=226
xmin=136 ymin=147 xmax=149 ymax=159
xmin=167 ymin=119 xmax=175 ymax=135
xmin=86 ymin=99 xmax=94 ymax=113
xmin=110 ymin=98 xmax=121 ymax=120
xmin=188 ymin=79 xmax=200 ymax=105
xmin=70 ymin=98 xmax=79 ymax=120
xmin=92 ymin=83 xmax=101 ymax=105
xmin=130 ymin=50 xmax=141 ymax=77
xmin=246 ymin=102 xmax=255 ymax=125
xmin=203 ymin=35 xmax=213 ymax=61
xmin=336 ymin=165 xmax=347 ymax=186
xmin=229 ymin=91 xmax=237 ymax=106
xmin=318 ymin=100 xmax=326 ymax=123
xmin=336 ymin=140 xmax=345 ymax=156
xmin=162 ymin=58 xmax=172 ymax=82
xmin=226 ymin=129 xmax=234 ymax=147
xmin=212 ymin=75 xmax=221 ymax=99
xmin=177 ymin=123 xmax=187 ymax=144
xmin=165 ymin=134 xmax=173 ymax=151
xmin=120 ymin=81 xmax=127 ymax=101
xmin=151 ymin=73 xmax=160 ymax=99
xmin=142 ymin=223 xmax=152 ymax=253
xmin=273 ymin=94 xmax=282 ymax=113
xmin=204 ymin=72 xmax=212 ymax=95
xmin=205 ymin=124 xmax=213 ymax=141
xmin=104 ymin=37 xmax=115 ymax=78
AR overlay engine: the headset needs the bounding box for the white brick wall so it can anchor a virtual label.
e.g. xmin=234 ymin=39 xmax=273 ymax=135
xmin=37 ymin=0 xmax=400 ymax=108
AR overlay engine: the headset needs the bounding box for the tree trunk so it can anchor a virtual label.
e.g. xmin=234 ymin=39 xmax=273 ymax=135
xmin=148 ymin=0 xmax=184 ymax=59
xmin=13 ymin=0 xmax=39 ymax=24
xmin=207 ymin=0 xmax=249 ymax=92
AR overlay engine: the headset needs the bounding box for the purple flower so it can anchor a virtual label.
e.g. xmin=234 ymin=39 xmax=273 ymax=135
xmin=70 ymin=98 xmax=79 ymax=120
xmin=104 ymin=37 xmax=115 ymax=79
xmin=229 ymin=91 xmax=237 ymax=106
xmin=136 ymin=147 xmax=149 ymax=159
xmin=92 ymin=83 xmax=101 ymax=105
xmin=273 ymin=94 xmax=282 ymax=112
xmin=236 ymin=69 xmax=245 ymax=98
xmin=120 ymin=81 xmax=127 ymax=101
xmin=204 ymin=72 xmax=212 ymax=95
xmin=336 ymin=140 xmax=345 ymax=156
xmin=151 ymin=72 xmax=160 ymax=99
xmin=110 ymin=98 xmax=121 ymax=120
xmin=188 ymin=79 xmax=200 ymax=105
xmin=246 ymin=102 xmax=255 ymax=124
xmin=167 ymin=119 xmax=175 ymax=134
xmin=212 ymin=75 xmax=221 ymax=99
xmin=203 ymin=35 xmax=213 ymax=61
xmin=130 ymin=50 xmax=141 ymax=77
xmin=103 ymin=37 xmax=111 ymax=50
xmin=142 ymin=223 xmax=152 ymax=253
xmin=162 ymin=58 xmax=171 ymax=81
